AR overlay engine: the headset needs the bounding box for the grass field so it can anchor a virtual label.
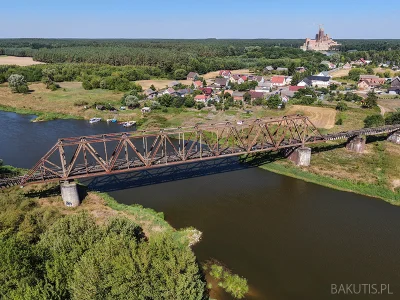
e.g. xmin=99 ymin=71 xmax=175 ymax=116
xmin=202 ymin=69 xmax=253 ymax=80
xmin=0 ymin=56 xmax=45 ymax=66
xmin=378 ymin=99 xmax=400 ymax=114
xmin=287 ymin=105 xmax=336 ymax=129
xmin=135 ymin=79 xmax=192 ymax=90
xmin=330 ymin=68 xmax=350 ymax=78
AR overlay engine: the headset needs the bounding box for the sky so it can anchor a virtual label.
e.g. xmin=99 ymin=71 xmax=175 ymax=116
xmin=0 ymin=0 xmax=399 ymax=39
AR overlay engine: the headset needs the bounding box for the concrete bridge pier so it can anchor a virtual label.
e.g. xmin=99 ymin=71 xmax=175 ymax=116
xmin=288 ymin=147 xmax=311 ymax=167
xmin=346 ymin=136 xmax=365 ymax=153
xmin=60 ymin=180 xmax=80 ymax=207
xmin=388 ymin=132 xmax=400 ymax=144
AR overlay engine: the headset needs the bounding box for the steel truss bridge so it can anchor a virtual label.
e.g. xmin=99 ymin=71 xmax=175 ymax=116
xmin=1 ymin=115 xmax=399 ymax=189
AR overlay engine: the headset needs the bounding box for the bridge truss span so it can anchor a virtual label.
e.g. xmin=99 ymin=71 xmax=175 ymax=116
xmin=13 ymin=115 xmax=324 ymax=186
xmin=1 ymin=115 xmax=399 ymax=189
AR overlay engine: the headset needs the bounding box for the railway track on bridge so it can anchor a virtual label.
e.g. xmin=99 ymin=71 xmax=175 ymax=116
xmin=1 ymin=115 xmax=399 ymax=189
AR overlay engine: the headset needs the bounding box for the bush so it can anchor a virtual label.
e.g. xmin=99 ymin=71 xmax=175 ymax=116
xmin=197 ymin=103 xmax=205 ymax=110
xmin=8 ymin=74 xmax=29 ymax=93
xmin=48 ymin=83 xmax=59 ymax=91
xmin=124 ymin=95 xmax=140 ymax=108
xmin=335 ymin=101 xmax=348 ymax=111
xmin=266 ymin=95 xmax=281 ymax=109
xmin=82 ymin=80 xmax=93 ymax=90
xmin=219 ymin=274 xmax=249 ymax=299
xmin=364 ymin=114 xmax=385 ymax=128
xmin=335 ymin=118 xmax=343 ymax=125
xmin=74 ymin=100 xmax=89 ymax=107
xmin=385 ymin=111 xmax=400 ymax=125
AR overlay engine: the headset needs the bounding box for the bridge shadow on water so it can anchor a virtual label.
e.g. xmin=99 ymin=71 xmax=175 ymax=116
xmin=85 ymin=152 xmax=283 ymax=193
xmin=84 ymin=135 xmax=388 ymax=193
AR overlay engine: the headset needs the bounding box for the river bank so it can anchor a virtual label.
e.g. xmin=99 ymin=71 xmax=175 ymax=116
xmin=259 ymin=140 xmax=400 ymax=206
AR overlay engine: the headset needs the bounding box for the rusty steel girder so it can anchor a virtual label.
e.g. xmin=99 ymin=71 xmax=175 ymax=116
xmin=13 ymin=115 xmax=324 ymax=186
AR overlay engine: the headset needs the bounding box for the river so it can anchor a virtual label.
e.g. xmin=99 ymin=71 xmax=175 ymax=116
xmin=1 ymin=111 xmax=400 ymax=299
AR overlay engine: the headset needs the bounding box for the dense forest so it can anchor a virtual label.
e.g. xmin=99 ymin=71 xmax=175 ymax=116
xmin=1 ymin=39 xmax=400 ymax=83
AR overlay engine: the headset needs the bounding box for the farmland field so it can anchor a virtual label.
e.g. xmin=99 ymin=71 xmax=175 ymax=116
xmin=287 ymin=105 xmax=336 ymax=129
xmin=0 ymin=56 xmax=45 ymax=66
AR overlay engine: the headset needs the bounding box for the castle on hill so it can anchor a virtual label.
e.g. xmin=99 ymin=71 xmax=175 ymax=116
xmin=300 ymin=26 xmax=341 ymax=51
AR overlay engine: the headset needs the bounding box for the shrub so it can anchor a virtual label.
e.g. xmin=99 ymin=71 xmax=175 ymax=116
xmin=8 ymin=74 xmax=29 ymax=93
xmin=335 ymin=118 xmax=343 ymax=125
xmin=364 ymin=114 xmax=385 ymax=128
xmin=74 ymin=100 xmax=89 ymax=107
xmin=219 ymin=274 xmax=249 ymax=299
xmin=385 ymin=111 xmax=400 ymax=125
xmin=209 ymin=264 xmax=224 ymax=279
xmin=82 ymin=80 xmax=93 ymax=90
xmin=336 ymin=101 xmax=348 ymax=111
xmin=48 ymin=83 xmax=59 ymax=91
xmin=125 ymin=95 xmax=140 ymax=108
xmin=266 ymin=95 xmax=281 ymax=109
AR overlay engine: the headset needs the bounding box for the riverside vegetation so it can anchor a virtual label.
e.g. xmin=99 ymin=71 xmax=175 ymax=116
xmin=0 ymin=161 xmax=250 ymax=299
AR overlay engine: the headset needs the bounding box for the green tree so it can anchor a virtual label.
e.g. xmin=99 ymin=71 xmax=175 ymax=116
xmin=385 ymin=111 xmax=400 ymax=125
xmin=42 ymin=68 xmax=57 ymax=89
xmin=243 ymin=92 xmax=251 ymax=102
xmin=266 ymin=95 xmax=281 ymax=109
xmin=364 ymin=114 xmax=385 ymax=127
xmin=362 ymin=91 xmax=378 ymax=108
xmin=219 ymin=274 xmax=248 ymax=299
xmin=125 ymin=95 xmax=140 ymax=108
xmin=174 ymin=69 xmax=187 ymax=80
xmin=8 ymin=74 xmax=29 ymax=93
xmin=336 ymin=101 xmax=348 ymax=111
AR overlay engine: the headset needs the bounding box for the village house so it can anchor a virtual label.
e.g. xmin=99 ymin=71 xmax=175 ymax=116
xmin=199 ymin=87 xmax=213 ymax=96
xmin=321 ymin=61 xmax=336 ymax=69
xmin=271 ymin=75 xmax=287 ymax=87
xmin=193 ymin=80 xmax=203 ymax=89
xmin=194 ymin=94 xmax=209 ymax=103
xmin=230 ymin=74 xmax=245 ymax=84
xmin=357 ymin=80 xmax=371 ymax=90
xmin=249 ymin=91 xmax=265 ymax=100
xmin=298 ymin=76 xmax=330 ymax=87
xmin=289 ymin=86 xmax=305 ymax=92
xmin=343 ymin=62 xmax=352 ymax=69
xmin=186 ymin=72 xmax=199 ymax=81
xmin=276 ymin=67 xmax=288 ymax=73
xmin=358 ymin=75 xmax=386 ymax=90
xmin=232 ymin=91 xmax=245 ymax=101
xmin=255 ymin=81 xmax=272 ymax=92
xmin=219 ymin=70 xmax=232 ymax=78
xmin=388 ymin=76 xmax=400 ymax=94
xmin=163 ymin=87 xmax=176 ymax=95
xmin=145 ymin=88 xmax=158 ymax=99
xmin=168 ymin=81 xmax=180 ymax=87
xmin=214 ymin=78 xmax=229 ymax=88
xmin=176 ymin=88 xmax=192 ymax=97
xmin=264 ymin=66 xmax=274 ymax=73
xmin=296 ymin=67 xmax=306 ymax=73
xmin=317 ymin=71 xmax=331 ymax=78
xmin=141 ymin=107 xmax=151 ymax=114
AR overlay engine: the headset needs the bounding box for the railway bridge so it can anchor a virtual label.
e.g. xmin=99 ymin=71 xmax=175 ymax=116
xmin=1 ymin=115 xmax=399 ymax=206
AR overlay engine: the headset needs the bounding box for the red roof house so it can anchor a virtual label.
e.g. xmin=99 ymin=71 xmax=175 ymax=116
xmin=271 ymin=76 xmax=286 ymax=86
xmin=194 ymin=94 xmax=208 ymax=102
xmin=193 ymin=80 xmax=203 ymax=88
xmin=289 ymin=86 xmax=305 ymax=92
